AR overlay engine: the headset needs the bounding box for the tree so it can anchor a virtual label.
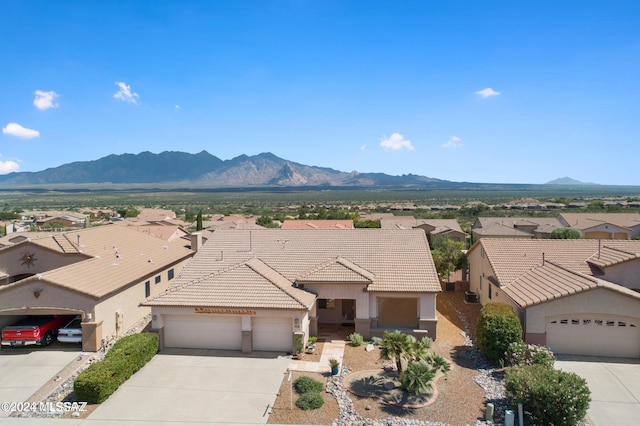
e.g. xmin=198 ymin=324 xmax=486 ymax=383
xmin=431 ymin=236 xmax=467 ymax=281
xmin=550 ymin=227 xmax=581 ymax=239
xmin=379 ymin=330 xmax=408 ymax=373
xmin=379 ymin=330 xmax=450 ymax=394
xmin=196 ymin=210 xmax=203 ymax=231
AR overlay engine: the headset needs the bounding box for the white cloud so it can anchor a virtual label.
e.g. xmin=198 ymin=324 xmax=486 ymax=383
xmin=2 ymin=122 xmax=40 ymax=139
xmin=33 ymin=90 xmax=59 ymax=110
xmin=360 ymin=144 xmax=366 ymax=151
xmin=475 ymin=88 xmax=501 ymax=98
xmin=113 ymin=81 xmax=140 ymax=104
xmin=379 ymin=133 xmax=415 ymax=151
xmin=441 ymin=136 xmax=463 ymax=148
xmin=175 ymin=105 xmax=181 ymax=110
xmin=0 ymin=159 xmax=19 ymax=174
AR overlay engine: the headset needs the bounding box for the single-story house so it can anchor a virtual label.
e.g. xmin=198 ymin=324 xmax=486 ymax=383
xmin=558 ymin=212 xmax=640 ymax=239
xmin=471 ymin=217 xmax=563 ymax=241
xmin=145 ymin=229 xmax=441 ymax=353
xmin=0 ymin=225 xmax=194 ymax=351
xmin=468 ymin=238 xmax=640 ymax=357
xmin=380 ymin=216 xmax=468 ymax=243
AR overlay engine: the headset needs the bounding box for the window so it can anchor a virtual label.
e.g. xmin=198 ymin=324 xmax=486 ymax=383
xmin=145 ymin=281 xmax=150 ymax=298
xmin=155 ymin=275 xmax=161 ymax=284
xmin=488 ymin=284 xmax=492 ymax=300
xmin=167 ymin=268 xmax=174 ymax=280
xmin=318 ymin=299 xmax=335 ymax=309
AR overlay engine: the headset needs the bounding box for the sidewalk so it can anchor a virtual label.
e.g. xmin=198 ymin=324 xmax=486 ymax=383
xmin=288 ymin=340 xmax=346 ymax=373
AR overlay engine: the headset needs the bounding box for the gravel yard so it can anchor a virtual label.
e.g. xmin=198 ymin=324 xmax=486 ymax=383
xmin=268 ymin=290 xmax=487 ymax=425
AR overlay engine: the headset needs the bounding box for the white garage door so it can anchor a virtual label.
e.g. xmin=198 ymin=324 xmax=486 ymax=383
xmin=547 ymin=316 xmax=640 ymax=358
xmin=164 ymin=315 xmax=242 ymax=350
xmin=252 ymin=317 xmax=292 ymax=352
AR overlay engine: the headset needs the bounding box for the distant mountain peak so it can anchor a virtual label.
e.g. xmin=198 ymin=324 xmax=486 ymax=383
xmin=546 ymin=177 xmax=598 ymax=185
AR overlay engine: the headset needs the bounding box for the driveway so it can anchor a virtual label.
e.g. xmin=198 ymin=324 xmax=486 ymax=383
xmin=0 ymin=344 xmax=80 ymax=419
xmin=88 ymin=348 xmax=291 ymax=425
xmin=555 ymin=355 xmax=640 ymax=426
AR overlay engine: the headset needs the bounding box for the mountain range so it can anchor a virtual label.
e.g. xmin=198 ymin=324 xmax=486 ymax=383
xmin=0 ymin=151 xmax=444 ymax=188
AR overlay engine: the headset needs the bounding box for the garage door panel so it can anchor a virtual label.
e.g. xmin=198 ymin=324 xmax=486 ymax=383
xmin=253 ymin=317 xmax=292 ymax=352
xmin=547 ymin=316 xmax=640 ymax=358
xmin=164 ymin=315 xmax=242 ymax=350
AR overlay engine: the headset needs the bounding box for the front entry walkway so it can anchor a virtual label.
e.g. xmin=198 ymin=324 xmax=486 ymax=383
xmin=288 ymin=340 xmax=346 ymax=374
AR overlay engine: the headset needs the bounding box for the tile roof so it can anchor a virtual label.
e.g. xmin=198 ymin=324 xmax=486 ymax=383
xmin=501 ymin=261 xmax=639 ymax=307
xmin=146 ymin=229 xmax=440 ymax=309
xmin=558 ymin=213 xmax=640 ymax=231
xmin=474 ymin=239 xmax=640 ymax=284
xmin=472 ymin=239 xmax=640 ymax=307
xmin=296 ymin=256 xmax=375 ymax=284
xmin=380 ymin=217 xmax=465 ymax=234
xmin=145 ymin=257 xmax=315 ymax=310
xmin=1 ymin=225 xmax=194 ymax=299
xmin=281 ymin=220 xmax=354 ymax=229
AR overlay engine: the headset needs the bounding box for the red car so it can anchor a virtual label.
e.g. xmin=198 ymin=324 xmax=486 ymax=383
xmin=1 ymin=315 xmax=73 ymax=347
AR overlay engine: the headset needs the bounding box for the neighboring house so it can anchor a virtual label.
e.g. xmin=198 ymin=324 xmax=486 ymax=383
xmin=137 ymin=208 xmax=177 ymax=222
xmin=471 ymin=217 xmax=563 ymax=241
xmin=0 ymin=225 xmax=194 ymax=351
xmin=468 ymin=238 xmax=640 ymax=357
xmin=380 ymin=216 xmax=467 ymax=243
xmin=145 ymin=229 xmax=441 ymax=353
xmin=125 ymin=225 xmax=190 ymax=242
xmin=558 ymin=213 xmax=640 ymax=239
xmin=281 ymin=220 xmax=354 ymax=229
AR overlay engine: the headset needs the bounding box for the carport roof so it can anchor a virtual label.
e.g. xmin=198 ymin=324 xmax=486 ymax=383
xmin=2 ymin=225 xmax=194 ymax=298
xmin=146 ymin=229 xmax=440 ymax=309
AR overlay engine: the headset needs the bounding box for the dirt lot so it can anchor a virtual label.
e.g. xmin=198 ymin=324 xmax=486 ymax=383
xmin=268 ymin=290 xmax=485 ymax=425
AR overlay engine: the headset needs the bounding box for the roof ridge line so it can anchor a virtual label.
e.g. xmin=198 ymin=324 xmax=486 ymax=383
xmin=245 ymin=257 xmax=309 ymax=309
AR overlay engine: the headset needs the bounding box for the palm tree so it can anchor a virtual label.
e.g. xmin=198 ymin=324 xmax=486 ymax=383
xmin=379 ymin=330 xmax=409 ymax=373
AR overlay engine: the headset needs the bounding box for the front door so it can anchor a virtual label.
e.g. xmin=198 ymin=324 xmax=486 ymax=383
xmin=342 ymin=299 xmax=355 ymax=323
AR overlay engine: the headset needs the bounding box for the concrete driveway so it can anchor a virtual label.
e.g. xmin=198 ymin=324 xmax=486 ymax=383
xmin=0 ymin=344 xmax=80 ymax=419
xmin=555 ymin=355 xmax=640 ymax=426
xmin=88 ymin=348 xmax=291 ymax=425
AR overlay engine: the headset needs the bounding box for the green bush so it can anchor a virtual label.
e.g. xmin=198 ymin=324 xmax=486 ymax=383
xmin=505 ymin=364 xmax=591 ymax=426
xmin=293 ymin=376 xmax=324 ymax=394
xmin=505 ymin=342 xmax=556 ymax=369
xmin=74 ymin=333 xmax=158 ymax=403
xmin=349 ymin=332 xmax=364 ymax=347
xmin=295 ymin=391 xmax=324 ymax=410
xmin=400 ymin=361 xmax=436 ymax=395
xmin=475 ymin=302 xmax=523 ymax=362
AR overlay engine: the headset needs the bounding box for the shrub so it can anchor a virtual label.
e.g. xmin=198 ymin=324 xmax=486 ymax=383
xmin=400 ymin=361 xmax=436 ymax=395
xmin=349 ymin=332 xmax=364 ymax=347
xmin=74 ymin=332 xmax=158 ymax=403
xmin=476 ymin=302 xmax=523 ymax=362
xmin=295 ymin=391 xmax=324 ymax=410
xmin=293 ymin=376 xmax=324 ymax=394
xmin=505 ymin=342 xmax=556 ymax=369
xmin=505 ymin=364 xmax=591 ymax=426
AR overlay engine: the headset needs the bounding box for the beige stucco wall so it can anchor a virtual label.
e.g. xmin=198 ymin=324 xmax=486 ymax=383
xmin=600 ymin=260 xmax=640 ymax=289
xmin=0 ymin=243 xmax=87 ymax=282
xmin=583 ymin=223 xmax=630 ymax=240
xmin=151 ymin=306 xmax=307 ymax=352
xmin=0 ymin=280 xmax=95 ymax=318
xmin=95 ymin=257 xmax=191 ymax=341
xmin=525 ymin=288 xmax=640 ymax=334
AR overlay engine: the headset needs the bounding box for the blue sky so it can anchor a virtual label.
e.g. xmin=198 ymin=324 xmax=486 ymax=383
xmin=1 ymin=1 xmax=639 ymax=185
